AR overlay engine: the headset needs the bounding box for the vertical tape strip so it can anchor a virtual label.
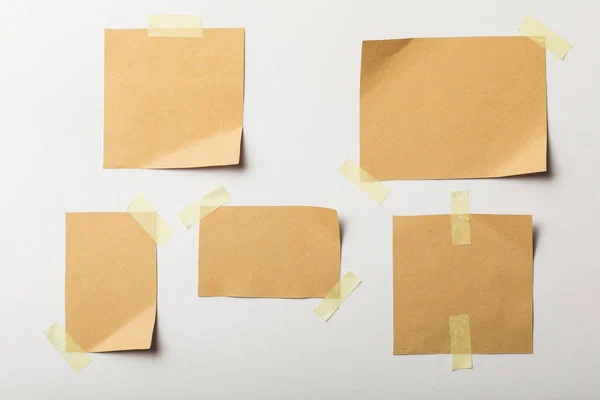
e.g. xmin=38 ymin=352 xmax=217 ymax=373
xmin=127 ymin=194 xmax=174 ymax=247
xmin=451 ymin=191 xmax=471 ymax=245
xmin=43 ymin=322 xmax=92 ymax=373
xmin=179 ymin=185 xmax=231 ymax=228
xmin=449 ymin=314 xmax=473 ymax=371
xmin=518 ymin=15 xmax=572 ymax=60
xmin=314 ymin=271 xmax=361 ymax=321
xmin=339 ymin=159 xmax=390 ymax=205
xmin=148 ymin=15 xmax=203 ymax=38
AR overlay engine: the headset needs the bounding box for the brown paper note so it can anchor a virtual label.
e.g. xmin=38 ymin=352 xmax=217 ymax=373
xmin=104 ymin=28 xmax=245 ymax=168
xmin=66 ymin=213 xmax=157 ymax=352
xmin=360 ymin=37 xmax=547 ymax=180
xmin=198 ymin=206 xmax=341 ymax=298
xmin=393 ymin=214 xmax=533 ymax=354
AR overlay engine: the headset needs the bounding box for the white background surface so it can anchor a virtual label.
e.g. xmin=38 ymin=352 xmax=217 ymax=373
xmin=1 ymin=0 xmax=599 ymax=398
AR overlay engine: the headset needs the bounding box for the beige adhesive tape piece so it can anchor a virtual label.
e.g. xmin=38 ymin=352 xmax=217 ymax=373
xmin=451 ymin=191 xmax=471 ymax=245
xmin=179 ymin=185 xmax=231 ymax=228
xmin=314 ymin=271 xmax=361 ymax=321
xmin=127 ymin=194 xmax=174 ymax=247
xmin=339 ymin=159 xmax=390 ymax=205
xmin=148 ymin=15 xmax=203 ymax=38
xmin=449 ymin=314 xmax=473 ymax=371
xmin=44 ymin=322 xmax=91 ymax=373
xmin=518 ymin=15 xmax=572 ymax=60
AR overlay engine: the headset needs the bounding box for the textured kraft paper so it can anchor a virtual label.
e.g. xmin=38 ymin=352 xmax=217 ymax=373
xmin=104 ymin=28 xmax=244 ymax=169
xmin=393 ymin=214 xmax=533 ymax=354
xmin=449 ymin=314 xmax=473 ymax=370
xmin=360 ymin=37 xmax=547 ymax=180
xmin=199 ymin=206 xmax=341 ymax=298
xmin=66 ymin=213 xmax=157 ymax=352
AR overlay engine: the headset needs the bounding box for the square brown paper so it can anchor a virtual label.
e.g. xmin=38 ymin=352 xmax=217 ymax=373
xmin=393 ymin=214 xmax=533 ymax=354
xmin=360 ymin=37 xmax=547 ymax=180
xmin=198 ymin=206 xmax=341 ymax=298
xmin=65 ymin=213 xmax=156 ymax=352
xmin=104 ymin=28 xmax=244 ymax=168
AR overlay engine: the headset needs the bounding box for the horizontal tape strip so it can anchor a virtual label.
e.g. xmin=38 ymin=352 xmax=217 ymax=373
xmin=44 ymin=322 xmax=91 ymax=373
xmin=148 ymin=15 xmax=203 ymax=37
xmin=339 ymin=159 xmax=390 ymax=205
xmin=451 ymin=191 xmax=471 ymax=245
xmin=449 ymin=314 xmax=473 ymax=371
xmin=126 ymin=194 xmax=174 ymax=247
xmin=314 ymin=271 xmax=361 ymax=321
xmin=179 ymin=185 xmax=230 ymax=228
xmin=518 ymin=15 xmax=572 ymax=60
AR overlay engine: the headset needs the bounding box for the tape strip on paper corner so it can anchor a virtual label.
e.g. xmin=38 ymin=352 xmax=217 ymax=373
xmin=518 ymin=15 xmax=572 ymax=60
xmin=449 ymin=314 xmax=473 ymax=371
xmin=314 ymin=271 xmax=361 ymax=321
xmin=126 ymin=194 xmax=174 ymax=247
xmin=450 ymin=191 xmax=471 ymax=245
xmin=178 ymin=185 xmax=230 ymax=228
xmin=339 ymin=159 xmax=390 ymax=205
xmin=148 ymin=15 xmax=203 ymax=38
xmin=43 ymin=322 xmax=92 ymax=373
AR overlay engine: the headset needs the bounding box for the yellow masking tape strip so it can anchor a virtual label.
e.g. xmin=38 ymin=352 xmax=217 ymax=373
xmin=449 ymin=314 xmax=473 ymax=371
xmin=451 ymin=191 xmax=471 ymax=245
xmin=148 ymin=15 xmax=203 ymax=38
xmin=339 ymin=159 xmax=390 ymax=205
xmin=314 ymin=271 xmax=361 ymax=321
xmin=44 ymin=322 xmax=91 ymax=373
xmin=127 ymin=194 xmax=174 ymax=247
xmin=518 ymin=15 xmax=572 ymax=60
xmin=179 ymin=185 xmax=231 ymax=228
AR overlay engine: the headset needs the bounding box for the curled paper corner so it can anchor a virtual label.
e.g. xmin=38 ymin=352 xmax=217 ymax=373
xmin=449 ymin=314 xmax=473 ymax=371
xmin=179 ymin=185 xmax=231 ymax=228
xmin=126 ymin=194 xmax=174 ymax=247
xmin=339 ymin=159 xmax=390 ymax=205
xmin=518 ymin=15 xmax=572 ymax=60
xmin=148 ymin=15 xmax=203 ymax=38
xmin=314 ymin=271 xmax=361 ymax=321
xmin=450 ymin=191 xmax=471 ymax=245
xmin=43 ymin=322 xmax=92 ymax=373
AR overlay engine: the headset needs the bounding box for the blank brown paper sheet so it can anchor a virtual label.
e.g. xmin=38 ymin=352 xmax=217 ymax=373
xmin=66 ymin=213 xmax=157 ymax=352
xmin=393 ymin=214 xmax=533 ymax=354
xmin=198 ymin=206 xmax=341 ymax=298
xmin=104 ymin=28 xmax=245 ymax=169
xmin=360 ymin=37 xmax=547 ymax=180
